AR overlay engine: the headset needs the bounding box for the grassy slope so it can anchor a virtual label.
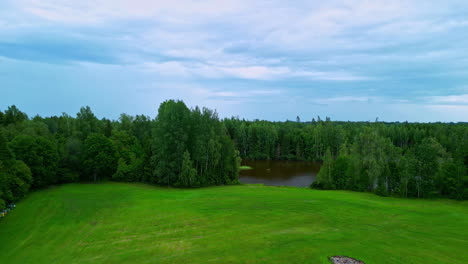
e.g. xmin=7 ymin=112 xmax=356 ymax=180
xmin=0 ymin=183 xmax=466 ymax=264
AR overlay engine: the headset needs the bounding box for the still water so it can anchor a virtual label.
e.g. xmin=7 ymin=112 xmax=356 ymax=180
xmin=239 ymin=160 xmax=321 ymax=187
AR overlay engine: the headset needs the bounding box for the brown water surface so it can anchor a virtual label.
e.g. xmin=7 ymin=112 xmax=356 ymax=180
xmin=239 ymin=160 xmax=321 ymax=187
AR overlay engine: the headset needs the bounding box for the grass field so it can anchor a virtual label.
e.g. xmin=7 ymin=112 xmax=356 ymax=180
xmin=0 ymin=183 xmax=467 ymax=264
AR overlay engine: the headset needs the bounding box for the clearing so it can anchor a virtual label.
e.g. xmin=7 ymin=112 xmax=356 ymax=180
xmin=0 ymin=182 xmax=466 ymax=264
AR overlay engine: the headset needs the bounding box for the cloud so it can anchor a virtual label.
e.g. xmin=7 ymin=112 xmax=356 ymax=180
xmin=307 ymin=93 xmax=468 ymax=106
xmin=2 ymin=0 xmax=468 ymax=121
xmin=143 ymin=61 xmax=290 ymax=80
xmin=311 ymin=96 xmax=381 ymax=104
xmin=221 ymin=66 xmax=289 ymax=80
xmin=194 ymin=87 xmax=282 ymax=98
xmin=0 ymin=36 xmax=119 ymax=64
xmin=370 ymin=19 xmax=468 ymax=37
xmin=262 ymin=1 xmax=412 ymax=48
xmin=17 ymin=0 xmax=248 ymax=24
xmin=142 ymin=60 xmax=368 ymax=81
xmin=427 ymin=94 xmax=468 ymax=104
xmin=423 ymin=104 xmax=468 ymax=122
xmin=293 ymin=70 xmax=371 ymax=81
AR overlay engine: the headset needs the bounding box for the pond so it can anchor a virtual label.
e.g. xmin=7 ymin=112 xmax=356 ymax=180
xmin=239 ymin=160 xmax=321 ymax=187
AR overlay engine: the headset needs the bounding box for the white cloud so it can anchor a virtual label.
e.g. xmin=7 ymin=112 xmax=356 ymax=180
xmin=294 ymin=70 xmax=371 ymax=81
xmin=10 ymin=0 xmax=468 ymax=73
xmin=313 ymin=94 xmax=468 ymax=106
xmin=259 ymin=0 xmax=413 ymax=49
xmin=3 ymin=0 xmax=468 ymax=122
xmin=311 ymin=96 xmax=382 ymax=104
xmin=370 ymin=19 xmax=468 ymax=37
xmin=221 ymin=65 xmax=290 ymax=80
xmin=424 ymin=104 xmax=468 ymax=121
xmin=428 ymin=94 xmax=468 ymax=104
xmin=18 ymin=0 xmax=248 ymax=24
xmin=194 ymin=88 xmax=282 ymax=98
xmin=143 ymin=60 xmax=290 ymax=80
xmin=142 ymin=60 xmax=367 ymax=81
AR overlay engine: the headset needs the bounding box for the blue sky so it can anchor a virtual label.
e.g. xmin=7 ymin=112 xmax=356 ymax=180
xmin=1 ymin=0 xmax=467 ymax=121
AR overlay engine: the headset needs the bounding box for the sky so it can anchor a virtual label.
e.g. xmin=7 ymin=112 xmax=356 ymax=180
xmin=1 ymin=0 xmax=467 ymax=122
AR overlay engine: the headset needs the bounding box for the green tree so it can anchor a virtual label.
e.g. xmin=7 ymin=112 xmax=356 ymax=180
xmin=0 ymin=159 xmax=32 ymax=204
xmin=151 ymin=100 xmax=191 ymax=185
xmin=332 ymin=143 xmax=351 ymax=189
xmin=9 ymin=135 xmax=58 ymax=188
xmin=0 ymin=162 xmax=14 ymax=203
xmin=436 ymin=159 xmax=467 ymax=199
xmin=0 ymin=110 xmax=4 ymax=125
xmin=398 ymin=152 xmax=416 ymax=198
xmin=314 ymin=148 xmax=334 ymax=189
xmin=7 ymin=160 xmax=32 ymax=201
xmin=414 ymin=137 xmax=447 ymax=197
xmin=83 ymin=134 xmax=118 ymax=182
xmin=4 ymin=105 xmax=28 ymax=125
xmin=179 ymin=151 xmax=197 ymax=187
xmin=76 ymin=106 xmax=99 ymax=140
xmin=58 ymin=137 xmax=83 ymax=181
xmin=0 ymin=131 xmax=13 ymax=161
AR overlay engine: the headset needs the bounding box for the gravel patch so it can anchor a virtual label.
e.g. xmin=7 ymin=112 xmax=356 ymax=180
xmin=330 ymin=256 xmax=365 ymax=264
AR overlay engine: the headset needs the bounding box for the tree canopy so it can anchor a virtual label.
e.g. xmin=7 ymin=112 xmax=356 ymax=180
xmin=223 ymin=117 xmax=467 ymax=199
xmin=0 ymin=101 xmax=466 ymax=212
xmin=0 ymin=101 xmax=242 ymax=210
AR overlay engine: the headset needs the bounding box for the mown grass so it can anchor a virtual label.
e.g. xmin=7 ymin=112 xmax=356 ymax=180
xmin=0 ymin=182 xmax=466 ymax=264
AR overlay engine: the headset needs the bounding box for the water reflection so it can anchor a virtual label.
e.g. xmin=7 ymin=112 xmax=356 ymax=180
xmin=239 ymin=160 xmax=321 ymax=187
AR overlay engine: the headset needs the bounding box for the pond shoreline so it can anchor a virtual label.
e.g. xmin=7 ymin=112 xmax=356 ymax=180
xmin=239 ymin=160 xmax=321 ymax=187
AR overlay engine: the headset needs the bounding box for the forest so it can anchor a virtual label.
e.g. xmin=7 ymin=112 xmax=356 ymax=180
xmin=0 ymin=100 xmax=467 ymax=212
xmin=0 ymin=100 xmax=240 ymax=211
xmin=225 ymin=117 xmax=467 ymax=199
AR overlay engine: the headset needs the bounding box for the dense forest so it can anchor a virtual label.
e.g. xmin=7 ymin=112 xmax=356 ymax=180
xmin=224 ymin=117 xmax=467 ymax=199
xmin=0 ymin=101 xmax=467 ymax=211
xmin=0 ymin=100 xmax=240 ymax=211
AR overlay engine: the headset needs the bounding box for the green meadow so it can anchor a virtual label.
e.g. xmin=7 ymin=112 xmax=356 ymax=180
xmin=0 ymin=182 xmax=466 ymax=264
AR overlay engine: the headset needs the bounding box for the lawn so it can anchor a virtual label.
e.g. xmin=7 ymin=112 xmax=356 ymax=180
xmin=0 ymin=182 xmax=466 ymax=264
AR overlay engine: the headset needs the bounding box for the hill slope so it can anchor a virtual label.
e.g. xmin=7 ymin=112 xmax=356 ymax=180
xmin=0 ymin=183 xmax=467 ymax=264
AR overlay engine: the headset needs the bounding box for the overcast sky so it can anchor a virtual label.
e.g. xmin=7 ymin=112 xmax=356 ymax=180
xmin=1 ymin=0 xmax=467 ymax=121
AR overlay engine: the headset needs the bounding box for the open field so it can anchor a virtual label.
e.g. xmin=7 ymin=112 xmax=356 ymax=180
xmin=0 ymin=183 xmax=467 ymax=264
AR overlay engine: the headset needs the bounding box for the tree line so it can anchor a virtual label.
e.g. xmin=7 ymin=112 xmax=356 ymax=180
xmin=0 ymin=101 xmax=240 ymax=211
xmin=0 ymin=102 xmax=467 ymax=211
xmin=223 ymin=117 xmax=467 ymax=199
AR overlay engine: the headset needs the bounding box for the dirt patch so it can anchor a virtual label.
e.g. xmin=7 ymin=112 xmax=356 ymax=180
xmin=330 ymin=256 xmax=365 ymax=264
